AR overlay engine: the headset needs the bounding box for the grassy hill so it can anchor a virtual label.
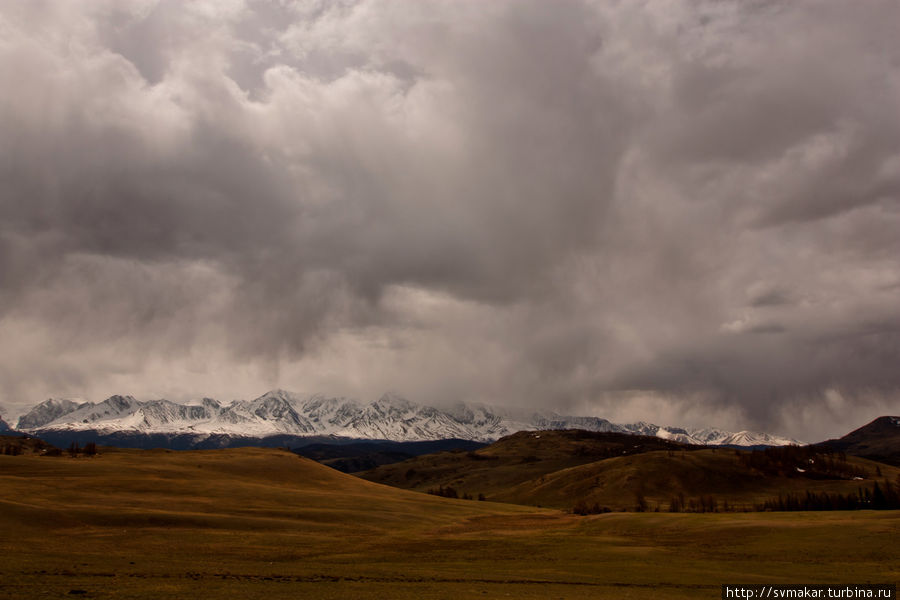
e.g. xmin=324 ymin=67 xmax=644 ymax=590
xmin=1 ymin=445 xmax=899 ymax=598
xmin=0 ymin=445 xmax=527 ymax=536
xmin=499 ymin=448 xmax=899 ymax=512
xmin=817 ymin=416 xmax=900 ymax=466
xmin=358 ymin=429 xmax=697 ymax=499
xmin=0 ymin=433 xmax=57 ymax=455
xmin=293 ymin=438 xmax=485 ymax=473
xmin=360 ymin=430 xmax=900 ymax=512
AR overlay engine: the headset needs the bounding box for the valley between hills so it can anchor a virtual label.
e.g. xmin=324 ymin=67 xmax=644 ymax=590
xmin=1 ymin=416 xmax=899 ymax=599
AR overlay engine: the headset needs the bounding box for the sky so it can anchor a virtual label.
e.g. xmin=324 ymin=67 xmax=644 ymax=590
xmin=0 ymin=0 xmax=898 ymax=441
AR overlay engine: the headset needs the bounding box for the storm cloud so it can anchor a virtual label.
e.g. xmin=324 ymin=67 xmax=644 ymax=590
xmin=1 ymin=0 xmax=898 ymax=440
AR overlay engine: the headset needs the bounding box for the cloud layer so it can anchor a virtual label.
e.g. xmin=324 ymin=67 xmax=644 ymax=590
xmin=1 ymin=1 xmax=898 ymax=440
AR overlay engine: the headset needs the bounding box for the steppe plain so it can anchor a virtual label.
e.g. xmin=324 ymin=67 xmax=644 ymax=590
xmin=1 ymin=446 xmax=898 ymax=599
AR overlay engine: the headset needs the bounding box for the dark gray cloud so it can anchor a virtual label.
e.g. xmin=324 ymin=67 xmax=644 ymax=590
xmin=0 ymin=0 xmax=898 ymax=440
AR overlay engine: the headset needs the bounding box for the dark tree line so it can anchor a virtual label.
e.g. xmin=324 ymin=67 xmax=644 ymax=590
xmin=738 ymin=446 xmax=867 ymax=480
xmin=574 ymin=476 xmax=900 ymax=514
xmin=572 ymin=501 xmax=612 ymax=515
xmin=2 ymin=444 xmax=23 ymax=455
xmin=667 ymin=493 xmax=724 ymax=513
xmin=63 ymin=442 xmax=98 ymax=457
xmin=665 ymin=479 xmax=900 ymax=513
xmin=426 ymin=485 xmax=485 ymax=501
xmin=756 ymin=480 xmax=900 ymax=511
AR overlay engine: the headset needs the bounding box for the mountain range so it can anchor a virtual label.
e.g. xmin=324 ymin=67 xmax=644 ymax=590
xmin=11 ymin=389 xmax=801 ymax=448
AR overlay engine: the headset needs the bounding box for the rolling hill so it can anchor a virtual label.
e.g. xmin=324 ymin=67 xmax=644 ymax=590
xmin=293 ymin=438 xmax=486 ymax=473
xmin=817 ymin=416 xmax=900 ymax=466
xmin=0 ymin=434 xmax=56 ymax=455
xmin=2 ymin=444 xmax=899 ymax=598
xmin=360 ymin=429 xmax=900 ymax=512
xmin=358 ymin=430 xmax=698 ymax=504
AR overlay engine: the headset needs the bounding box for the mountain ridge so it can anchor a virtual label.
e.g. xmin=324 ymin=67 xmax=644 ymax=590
xmin=816 ymin=416 xmax=900 ymax=466
xmin=14 ymin=389 xmax=801 ymax=448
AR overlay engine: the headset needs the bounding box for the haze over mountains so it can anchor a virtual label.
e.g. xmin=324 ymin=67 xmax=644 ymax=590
xmin=14 ymin=389 xmax=800 ymax=448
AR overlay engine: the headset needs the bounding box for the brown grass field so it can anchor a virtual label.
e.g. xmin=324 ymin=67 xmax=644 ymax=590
xmin=1 ymin=446 xmax=898 ymax=599
xmin=361 ymin=430 xmax=900 ymax=512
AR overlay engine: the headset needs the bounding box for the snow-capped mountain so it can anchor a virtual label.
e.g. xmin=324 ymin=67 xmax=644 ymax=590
xmin=15 ymin=389 xmax=801 ymax=447
xmin=0 ymin=402 xmax=9 ymax=432
xmin=46 ymin=395 xmax=141 ymax=427
xmin=609 ymin=422 xmax=799 ymax=447
xmin=15 ymin=397 xmax=83 ymax=430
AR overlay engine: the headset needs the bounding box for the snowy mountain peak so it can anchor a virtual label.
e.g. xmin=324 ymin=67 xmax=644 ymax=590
xmin=104 ymin=395 xmax=139 ymax=411
xmin=16 ymin=398 xmax=83 ymax=429
xmin=200 ymin=398 xmax=221 ymax=410
xmin=14 ymin=390 xmax=802 ymax=447
xmin=133 ymin=399 xmax=219 ymax=430
xmin=42 ymin=395 xmax=139 ymax=428
xmin=255 ymin=389 xmax=301 ymax=404
xmin=218 ymin=393 xmax=316 ymax=435
xmin=373 ymin=392 xmax=414 ymax=411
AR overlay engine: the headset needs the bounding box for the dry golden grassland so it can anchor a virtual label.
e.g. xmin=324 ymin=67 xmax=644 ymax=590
xmin=1 ymin=447 xmax=898 ymax=599
xmin=361 ymin=431 xmax=900 ymax=512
